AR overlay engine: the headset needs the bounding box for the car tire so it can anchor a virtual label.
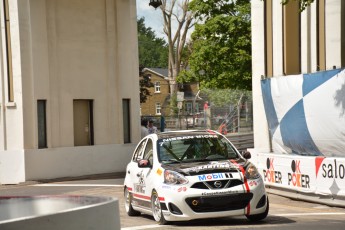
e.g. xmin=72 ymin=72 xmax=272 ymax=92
xmin=151 ymin=190 xmax=167 ymax=225
xmin=124 ymin=187 xmax=140 ymax=216
xmin=246 ymin=198 xmax=269 ymax=221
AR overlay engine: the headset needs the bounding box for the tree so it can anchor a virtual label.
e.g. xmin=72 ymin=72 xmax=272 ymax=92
xmin=137 ymin=17 xmax=168 ymax=68
xmin=138 ymin=17 xmax=169 ymax=103
xmin=201 ymin=88 xmax=251 ymax=108
xmin=157 ymin=0 xmax=195 ymax=95
xmin=139 ymin=66 xmax=154 ymax=103
xmin=183 ymin=0 xmax=252 ymax=90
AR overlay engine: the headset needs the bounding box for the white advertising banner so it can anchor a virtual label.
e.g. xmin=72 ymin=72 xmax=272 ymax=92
xmin=261 ymin=68 xmax=345 ymax=157
xmin=250 ymin=150 xmax=345 ymax=198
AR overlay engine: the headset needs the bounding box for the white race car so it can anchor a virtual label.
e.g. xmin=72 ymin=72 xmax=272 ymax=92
xmin=124 ymin=130 xmax=269 ymax=224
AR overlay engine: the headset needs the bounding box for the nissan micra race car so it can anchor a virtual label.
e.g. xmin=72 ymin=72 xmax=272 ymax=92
xmin=124 ymin=130 xmax=269 ymax=224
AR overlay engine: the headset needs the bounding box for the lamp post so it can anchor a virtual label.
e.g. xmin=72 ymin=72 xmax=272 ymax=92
xmin=149 ymin=0 xmax=162 ymax=9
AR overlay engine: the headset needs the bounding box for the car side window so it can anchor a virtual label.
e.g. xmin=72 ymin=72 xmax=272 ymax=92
xmin=143 ymin=139 xmax=154 ymax=165
xmin=132 ymin=139 xmax=147 ymax=162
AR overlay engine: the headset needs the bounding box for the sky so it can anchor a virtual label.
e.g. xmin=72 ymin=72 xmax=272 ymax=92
xmin=136 ymin=0 xmax=166 ymax=39
xmin=136 ymin=0 xmax=194 ymax=41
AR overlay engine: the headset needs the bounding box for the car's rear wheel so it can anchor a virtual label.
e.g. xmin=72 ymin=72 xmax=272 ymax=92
xmin=246 ymin=198 xmax=269 ymax=221
xmin=124 ymin=187 xmax=140 ymax=216
xmin=151 ymin=190 xmax=167 ymax=225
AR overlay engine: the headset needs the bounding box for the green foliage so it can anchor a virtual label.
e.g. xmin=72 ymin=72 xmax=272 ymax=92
xmin=139 ymin=66 xmax=154 ymax=103
xmin=201 ymin=88 xmax=252 ymax=107
xmin=185 ymin=0 xmax=252 ymax=90
xmin=138 ymin=17 xmax=169 ymax=103
xmin=137 ymin=17 xmax=169 ymax=68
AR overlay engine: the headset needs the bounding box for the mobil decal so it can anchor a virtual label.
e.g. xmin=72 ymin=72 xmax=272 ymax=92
xmin=197 ymin=173 xmax=232 ymax=181
xmin=198 ymin=173 xmax=224 ymax=181
xmin=287 ymin=160 xmax=310 ymax=188
xmin=262 ymin=158 xmax=282 ymax=184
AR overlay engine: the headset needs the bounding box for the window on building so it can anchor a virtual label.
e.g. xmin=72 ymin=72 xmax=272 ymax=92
xmin=155 ymin=103 xmax=161 ymax=115
xmin=73 ymin=100 xmax=94 ymax=146
xmin=195 ymin=103 xmax=200 ymax=113
xmin=37 ymin=100 xmax=47 ymax=149
xmin=155 ymin=82 xmax=161 ymax=93
xmin=123 ymin=99 xmax=131 ymax=143
xmin=283 ymin=0 xmax=301 ymax=75
xmin=264 ymin=0 xmax=273 ymax=77
xmin=3 ymin=0 xmax=14 ymax=102
xmin=317 ymin=0 xmax=326 ymax=71
xmin=186 ymin=102 xmax=193 ymax=115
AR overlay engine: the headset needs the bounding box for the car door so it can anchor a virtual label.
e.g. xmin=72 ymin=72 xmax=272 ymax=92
xmin=140 ymin=138 xmax=155 ymax=198
xmin=130 ymin=138 xmax=155 ymax=209
xmin=126 ymin=138 xmax=147 ymax=191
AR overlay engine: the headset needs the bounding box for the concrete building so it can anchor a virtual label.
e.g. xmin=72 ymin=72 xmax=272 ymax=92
xmin=251 ymin=0 xmax=345 ymax=153
xmin=0 ymin=0 xmax=140 ymax=184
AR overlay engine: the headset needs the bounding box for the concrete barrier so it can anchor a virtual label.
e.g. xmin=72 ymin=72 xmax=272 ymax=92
xmin=0 ymin=196 xmax=120 ymax=230
xmin=249 ymin=149 xmax=345 ymax=208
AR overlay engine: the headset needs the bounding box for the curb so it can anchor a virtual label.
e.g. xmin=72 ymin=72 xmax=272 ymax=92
xmin=266 ymin=186 xmax=345 ymax=208
xmin=0 ymin=172 xmax=126 ymax=188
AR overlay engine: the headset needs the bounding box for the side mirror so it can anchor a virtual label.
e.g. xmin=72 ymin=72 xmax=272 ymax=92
xmin=138 ymin=159 xmax=152 ymax=168
xmin=241 ymin=151 xmax=251 ymax=159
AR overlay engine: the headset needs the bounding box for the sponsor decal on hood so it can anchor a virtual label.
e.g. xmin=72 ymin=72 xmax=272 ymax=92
xmin=161 ymin=159 xmax=246 ymax=176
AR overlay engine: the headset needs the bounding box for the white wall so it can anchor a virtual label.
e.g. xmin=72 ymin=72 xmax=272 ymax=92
xmin=0 ymin=0 xmax=25 ymax=151
xmin=25 ymin=144 xmax=135 ymax=181
xmin=326 ymin=0 xmax=343 ymax=69
xmin=0 ymin=0 xmax=141 ymax=184
xmin=0 ymin=150 xmax=25 ymax=184
xmin=251 ymin=0 xmax=271 ymax=153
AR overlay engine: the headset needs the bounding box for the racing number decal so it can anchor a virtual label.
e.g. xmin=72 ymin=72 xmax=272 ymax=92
xmin=230 ymin=160 xmax=251 ymax=215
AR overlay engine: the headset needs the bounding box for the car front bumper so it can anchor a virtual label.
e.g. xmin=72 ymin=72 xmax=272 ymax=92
xmin=157 ymin=177 xmax=267 ymax=221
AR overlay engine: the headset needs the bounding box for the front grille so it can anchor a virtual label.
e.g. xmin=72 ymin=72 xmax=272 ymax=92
xmin=191 ymin=179 xmax=243 ymax=190
xmin=185 ymin=193 xmax=253 ymax=213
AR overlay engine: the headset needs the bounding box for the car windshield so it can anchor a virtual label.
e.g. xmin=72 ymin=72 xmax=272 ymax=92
xmin=157 ymin=134 xmax=239 ymax=163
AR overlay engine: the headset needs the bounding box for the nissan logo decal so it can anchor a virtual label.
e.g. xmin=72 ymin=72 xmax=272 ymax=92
xmin=214 ymin=181 xmax=222 ymax=188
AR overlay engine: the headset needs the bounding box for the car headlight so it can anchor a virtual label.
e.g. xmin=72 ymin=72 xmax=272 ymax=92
xmin=164 ymin=170 xmax=188 ymax=185
xmin=245 ymin=163 xmax=260 ymax=180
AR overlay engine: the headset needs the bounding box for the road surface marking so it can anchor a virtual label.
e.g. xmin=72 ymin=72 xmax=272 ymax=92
xmin=32 ymin=184 xmax=124 ymax=187
xmin=121 ymin=224 xmax=160 ymax=230
xmin=274 ymin=212 xmax=345 ymax=217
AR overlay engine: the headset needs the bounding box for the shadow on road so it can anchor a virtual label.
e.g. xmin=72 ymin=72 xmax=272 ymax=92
xmin=139 ymin=214 xmax=295 ymax=227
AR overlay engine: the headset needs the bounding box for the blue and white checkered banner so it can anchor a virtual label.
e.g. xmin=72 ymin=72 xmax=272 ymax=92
xmin=261 ymin=69 xmax=345 ymax=157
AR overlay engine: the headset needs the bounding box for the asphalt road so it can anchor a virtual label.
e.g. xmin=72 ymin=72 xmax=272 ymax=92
xmin=1 ymin=177 xmax=345 ymax=230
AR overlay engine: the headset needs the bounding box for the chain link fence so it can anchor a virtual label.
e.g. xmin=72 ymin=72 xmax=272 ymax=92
xmin=142 ymin=98 xmax=253 ymax=134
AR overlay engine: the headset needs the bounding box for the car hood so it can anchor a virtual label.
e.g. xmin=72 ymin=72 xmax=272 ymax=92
xmin=161 ymin=158 xmax=247 ymax=176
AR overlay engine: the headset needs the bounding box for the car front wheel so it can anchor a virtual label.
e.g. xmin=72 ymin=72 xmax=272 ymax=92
xmin=124 ymin=187 xmax=140 ymax=216
xmin=151 ymin=190 xmax=167 ymax=225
